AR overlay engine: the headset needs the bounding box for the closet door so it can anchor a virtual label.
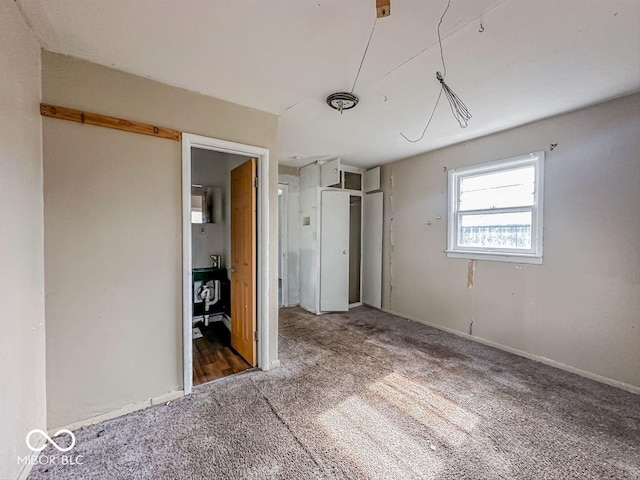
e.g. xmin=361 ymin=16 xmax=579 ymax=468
xmin=320 ymin=190 xmax=350 ymax=312
xmin=320 ymin=158 xmax=341 ymax=187
xmin=362 ymin=192 xmax=383 ymax=308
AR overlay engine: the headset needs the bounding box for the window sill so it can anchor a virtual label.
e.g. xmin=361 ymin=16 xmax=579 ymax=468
xmin=445 ymin=250 xmax=543 ymax=265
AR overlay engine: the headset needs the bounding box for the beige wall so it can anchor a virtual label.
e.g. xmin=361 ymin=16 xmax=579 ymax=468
xmin=381 ymin=93 xmax=640 ymax=391
xmin=42 ymin=52 xmax=279 ymax=428
xmin=0 ymin=3 xmax=47 ymax=478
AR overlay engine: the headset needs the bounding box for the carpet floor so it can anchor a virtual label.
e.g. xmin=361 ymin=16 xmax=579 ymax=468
xmin=29 ymin=307 xmax=639 ymax=479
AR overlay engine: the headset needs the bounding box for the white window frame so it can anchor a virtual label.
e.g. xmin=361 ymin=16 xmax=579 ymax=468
xmin=446 ymin=151 xmax=545 ymax=264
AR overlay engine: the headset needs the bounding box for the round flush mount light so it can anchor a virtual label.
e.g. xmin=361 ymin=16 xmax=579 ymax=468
xmin=326 ymin=92 xmax=359 ymax=114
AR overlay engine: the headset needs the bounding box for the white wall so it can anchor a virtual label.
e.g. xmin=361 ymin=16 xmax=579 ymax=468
xmin=191 ymin=149 xmax=248 ymax=270
xmin=278 ymin=166 xmax=300 ymax=306
xmin=380 ymin=93 xmax=640 ymax=391
xmin=0 ymin=3 xmax=47 ymax=478
xmin=298 ymin=164 xmax=319 ymax=312
xmin=42 ymin=52 xmax=279 ymax=429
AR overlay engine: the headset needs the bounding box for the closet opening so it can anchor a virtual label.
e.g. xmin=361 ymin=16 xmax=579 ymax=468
xmin=349 ymin=195 xmax=362 ymax=306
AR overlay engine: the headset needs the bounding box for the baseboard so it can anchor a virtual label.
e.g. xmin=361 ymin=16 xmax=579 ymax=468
xmin=16 ymin=436 xmax=45 ymax=480
xmin=381 ymin=308 xmax=640 ymax=395
xmin=268 ymin=359 xmax=281 ymax=370
xmin=53 ymin=390 xmax=185 ymax=432
xmin=299 ymin=304 xmax=317 ymax=315
xmin=222 ymin=314 xmax=231 ymax=331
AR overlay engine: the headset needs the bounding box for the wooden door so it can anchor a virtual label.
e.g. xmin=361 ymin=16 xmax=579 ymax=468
xmin=230 ymin=159 xmax=257 ymax=366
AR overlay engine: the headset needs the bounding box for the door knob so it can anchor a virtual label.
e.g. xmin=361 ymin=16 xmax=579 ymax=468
xmin=230 ymin=268 xmax=236 ymax=273
xmin=343 ymin=250 xmax=347 ymax=254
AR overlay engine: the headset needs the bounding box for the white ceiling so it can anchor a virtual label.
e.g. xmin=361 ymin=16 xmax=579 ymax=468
xmin=18 ymin=0 xmax=640 ymax=168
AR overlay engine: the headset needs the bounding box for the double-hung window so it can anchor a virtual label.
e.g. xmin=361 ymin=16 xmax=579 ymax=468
xmin=447 ymin=151 xmax=544 ymax=264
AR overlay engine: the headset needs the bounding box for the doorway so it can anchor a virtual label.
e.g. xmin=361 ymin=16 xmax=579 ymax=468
xmin=278 ymin=184 xmax=289 ymax=307
xmin=189 ymin=149 xmax=253 ymax=386
xmin=182 ymin=134 xmax=271 ymax=395
xmin=349 ymin=195 xmax=362 ymax=306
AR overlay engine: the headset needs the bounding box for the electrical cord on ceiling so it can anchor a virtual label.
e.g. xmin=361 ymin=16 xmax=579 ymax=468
xmin=400 ymin=0 xmax=472 ymax=143
xmin=351 ymin=18 xmax=378 ymax=94
xmin=438 ymin=0 xmax=451 ymax=77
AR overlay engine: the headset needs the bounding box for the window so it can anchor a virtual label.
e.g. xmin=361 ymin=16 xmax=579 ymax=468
xmin=191 ymin=193 xmax=205 ymax=224
xmin=447 ymin=151 xmax=544 ymax=264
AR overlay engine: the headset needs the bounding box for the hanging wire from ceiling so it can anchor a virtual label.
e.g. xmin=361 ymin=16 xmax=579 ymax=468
xmin=400 ymin=0 xmax=472 ymax=143
xmin=437 ymin=71 xmax=471 ymax=128
xmin=351 ymin=18 xmax=379 ymax=94
xmin=326 ymin=15 xmax=380 ymax=114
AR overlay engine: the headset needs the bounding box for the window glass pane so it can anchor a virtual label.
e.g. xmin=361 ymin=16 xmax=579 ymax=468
xmin=459 ymin=165 xmax=534 ymax=211
xmin=458 ymin=211 xmax=532 ymax=249
xmin=191 ymin=211 xmax=203 ymax=223
xmin=191 ymin=194 xmax=204 ymax=224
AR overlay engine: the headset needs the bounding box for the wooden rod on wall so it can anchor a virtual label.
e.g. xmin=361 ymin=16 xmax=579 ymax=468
xmin=40 ymin=103 xmax=182 ymax=141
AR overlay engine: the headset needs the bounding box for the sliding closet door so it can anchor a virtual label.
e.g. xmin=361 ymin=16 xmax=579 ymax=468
xmin=320 ymin=190 xmax=350 ymax=312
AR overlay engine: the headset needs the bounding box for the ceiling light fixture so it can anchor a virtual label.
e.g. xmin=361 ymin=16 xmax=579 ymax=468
xmin=326 ymin=0 xmax=388 ymax=114
xmin=326 ymin=92 xmax=359 ymax=114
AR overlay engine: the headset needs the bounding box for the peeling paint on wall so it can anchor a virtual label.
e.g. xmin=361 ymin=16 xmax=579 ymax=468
xmin=379 ymin=93 xmax=640 ymax=390
xmin=467 ymin=259 xmax=476 ymax=289
xmin=389 ymin=167 xmax=395 ymax=310
xmin=468 ymin=260 xmax=476 ymax=335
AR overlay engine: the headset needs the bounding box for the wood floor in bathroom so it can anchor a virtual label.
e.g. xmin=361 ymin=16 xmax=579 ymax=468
xmin=193 ymin=337 xmax=252 ymax=385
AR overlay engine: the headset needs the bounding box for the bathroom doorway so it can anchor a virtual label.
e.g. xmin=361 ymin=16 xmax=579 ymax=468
xmin=189 ymin=148 xmax=253 ymax=386
xmin=182 ymin=134 xmax=270 ymax=394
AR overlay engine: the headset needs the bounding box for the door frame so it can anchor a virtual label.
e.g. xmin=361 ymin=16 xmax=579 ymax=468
xmin=181 ymin=133 xmax=271 ymax=395
xmin=277 ymin=183 xmax=289 ymax=307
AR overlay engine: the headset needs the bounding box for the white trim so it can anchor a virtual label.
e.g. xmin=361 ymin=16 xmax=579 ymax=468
xmin=182 ymin=133 xmax=271 ymax=395
xmin=340 ymin=164 xmax=365 ymax=175
xmin=447 ymin=151 xmax=545 ymax=263
xmin=269 ymin=359 xmax=282 ymax=370
xmin=52 ymin=390 xmax=185 ymax=432
xmin=321 ymin=186 xmax=363 ymax=195
xmin=381 ymin=308 xmax=640 ymax=395
xmin=315 ymin=180 xmax=322 ymax=314
xmin=445 ymin=251 xmax=543 ymax=265
xmin=359 ymin=191 xmax=364 ymax=307
xmin=16 ymin=437 xmax=45 ymax=480
xmin=278 ymin=183 xmax=289 ymax=307
xmin=222 ymin=314 xmax=231 ymax=331
xmin=299 ymin=304 xmax=317 ymax=315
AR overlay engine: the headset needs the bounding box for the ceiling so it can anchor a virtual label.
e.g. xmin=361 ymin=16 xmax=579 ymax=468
xmin=18 ymin=0 xmax=640 ymax=168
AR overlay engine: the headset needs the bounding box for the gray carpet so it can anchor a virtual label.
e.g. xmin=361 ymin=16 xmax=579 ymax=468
xmin=29 ymin=307 xmax=640 ymax=479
